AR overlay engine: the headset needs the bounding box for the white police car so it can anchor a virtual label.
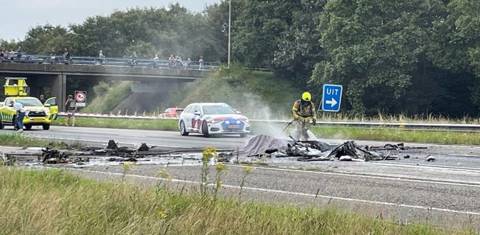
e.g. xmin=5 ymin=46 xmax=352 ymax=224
xmin=178 ymin=103 xmax=250 ymax=137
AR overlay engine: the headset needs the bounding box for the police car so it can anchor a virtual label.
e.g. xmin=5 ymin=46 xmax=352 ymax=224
xmin=178 ymin=103 xmax=250 ymax=137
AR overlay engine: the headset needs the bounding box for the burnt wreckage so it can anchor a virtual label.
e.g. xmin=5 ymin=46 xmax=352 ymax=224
xmin=240 ymin=135 xmax=427 ymax=162
xmin=2 ymin=136 xmax=427 ymax=165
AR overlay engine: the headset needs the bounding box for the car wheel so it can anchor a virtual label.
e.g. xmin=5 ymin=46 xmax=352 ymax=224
xmin=202 ymin=121 xmax=210 ymax=137
xmin=42 ymin=124 xmax=50 ymax=130
xmin=24 ymin=124 xmax=32 ymax=130
xmin=0 ymin=119 xmax=3 ymax=129
xmin=240 ymin=133 xmax=247 ymax=138
xmin=180 ymin=121 xmax=189 ymax=136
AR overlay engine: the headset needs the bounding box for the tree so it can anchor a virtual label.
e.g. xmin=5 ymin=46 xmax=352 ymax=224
xmin=21 ymin=25 xmax=72 ymax=54
xmin=313 ymin=0 xmax=444 ymax=115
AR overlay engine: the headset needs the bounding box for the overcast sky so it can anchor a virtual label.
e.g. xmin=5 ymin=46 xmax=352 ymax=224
xmin=0 ymin=0 xmax=221 ymax=41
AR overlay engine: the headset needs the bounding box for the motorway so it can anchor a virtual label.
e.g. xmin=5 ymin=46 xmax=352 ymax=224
xmin=4 ymin=126 xmax=480 ymax=229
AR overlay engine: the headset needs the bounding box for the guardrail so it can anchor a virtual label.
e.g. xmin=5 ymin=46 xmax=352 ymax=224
xmin=1 ymin=54 xmax=219 ymax=71
xmin=57 ymin=112 xmax=480 ymax=132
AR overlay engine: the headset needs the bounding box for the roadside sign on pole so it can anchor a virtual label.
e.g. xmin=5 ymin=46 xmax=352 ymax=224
xmin=321 ymin=84 xmax=343 ymax=112
xmin=75 ymin=90 xmax=87 ymax=107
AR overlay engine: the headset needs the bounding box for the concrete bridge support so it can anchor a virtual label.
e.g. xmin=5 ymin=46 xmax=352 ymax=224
xmin=51 ymin=74 xmax=67 ymax=111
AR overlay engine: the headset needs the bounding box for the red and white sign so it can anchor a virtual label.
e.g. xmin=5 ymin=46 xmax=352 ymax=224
xmin=75 ymin=91 xmax=87 ymax=107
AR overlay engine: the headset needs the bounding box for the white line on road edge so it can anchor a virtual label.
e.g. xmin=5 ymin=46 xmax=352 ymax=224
xmin=370 ymin=161 xmax=480 ymax=173
xmin=65 ymin=168 xmax=480 ymax=217
xmin=227 ymin=165 xmax=480 ymax=188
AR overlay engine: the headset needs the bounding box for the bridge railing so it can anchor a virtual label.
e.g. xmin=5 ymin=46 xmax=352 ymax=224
xmin=0 ymin=53 xmax=220 ymax=71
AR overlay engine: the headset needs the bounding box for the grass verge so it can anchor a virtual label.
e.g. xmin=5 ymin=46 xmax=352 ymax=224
xmin=53 ymin=117 xmax=178 ymax=131
xmin=0 ymin=133 xmax=75 ymax=148
xmin=311 ymin=126 xmax=480 ymax=145
xmin=52 ymin=116 xmax=480 ymax=145
xmin=0 ymin=167 xmax=463 ymax=234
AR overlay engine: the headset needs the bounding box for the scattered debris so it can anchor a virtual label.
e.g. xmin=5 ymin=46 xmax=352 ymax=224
xmin=241 ymin=135 xmax=427 ymax=162
xmin=41 ymin=148 xmax=70 ymax=164
xmin=2 ymin=135 xmax=430 ymax=166
xmin=138 ymin=143 xmax=150 ymax=151
xmin=426 ymin=156 xmax=436 ymax=162
xmin=339 ymin=156 xmax=353 ymax=161
xmin=106 ymin=140 xmax=118 ymax=150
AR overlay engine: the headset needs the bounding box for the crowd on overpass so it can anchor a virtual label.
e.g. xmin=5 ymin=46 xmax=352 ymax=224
xmin=0 ymin=47 xmax=212 ymax=71
xmin=0 ymin=48 xmax=22 ymax=62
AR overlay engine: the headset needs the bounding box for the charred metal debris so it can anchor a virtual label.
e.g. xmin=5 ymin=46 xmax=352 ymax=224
xmin=2 ymin=136 xmax=428 ymax=165
xmin=2 ymin=139 xmax=234 ymax=165
xmin=241 ymin=135 xmax=428 ymax=162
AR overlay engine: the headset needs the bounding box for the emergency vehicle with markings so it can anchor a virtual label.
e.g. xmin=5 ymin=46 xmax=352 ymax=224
xmin=0 ymin=77 xmax=58 ymax=130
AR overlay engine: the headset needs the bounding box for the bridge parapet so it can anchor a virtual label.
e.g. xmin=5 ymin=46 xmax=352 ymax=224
xmin=0 ymin=62 xmax=212 ymax=80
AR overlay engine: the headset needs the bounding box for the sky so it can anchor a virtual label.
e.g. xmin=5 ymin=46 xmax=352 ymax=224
xmin=0 ymin=0 xmax=221 ymax=41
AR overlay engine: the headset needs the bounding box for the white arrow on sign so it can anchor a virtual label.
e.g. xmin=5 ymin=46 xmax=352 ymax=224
xmin=325 ymin=98 xmax=337 ymax=107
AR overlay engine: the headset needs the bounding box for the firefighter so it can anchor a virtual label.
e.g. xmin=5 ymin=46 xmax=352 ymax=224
xmin=292 ymin=91 xmax=316 ymax=140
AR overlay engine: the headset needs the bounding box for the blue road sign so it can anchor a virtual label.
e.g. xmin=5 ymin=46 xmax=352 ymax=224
xmin=322 ymin=84 xmax=343 ymax=112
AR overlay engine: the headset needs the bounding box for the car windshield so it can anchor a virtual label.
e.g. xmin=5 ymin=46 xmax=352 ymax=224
xmin=15 ymin=98 xmax=42 ymax=107
xmin=202 ymin=104 xmax=235 ymax=115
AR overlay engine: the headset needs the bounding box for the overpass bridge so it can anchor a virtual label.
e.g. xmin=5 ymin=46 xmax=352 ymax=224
xmin=0 ymin=56 xmax=216 ymax=111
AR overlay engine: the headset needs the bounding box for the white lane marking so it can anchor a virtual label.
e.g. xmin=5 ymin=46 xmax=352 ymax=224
xmin=65 ymin=168 xmax=480 ymax=217
xmin=227 ymin=165 xmax=480 ymax=188
xmin=370 ymin=162 xmax=480 ymax=173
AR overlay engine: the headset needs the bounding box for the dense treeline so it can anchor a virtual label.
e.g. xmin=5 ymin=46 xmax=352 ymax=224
xmin=233 ymin=0 xmax=480 ymax=117
xmin=1 ymin=4 xmax=227 ymax=61
xmin=1 ymin=0 xmax=479 ymax=117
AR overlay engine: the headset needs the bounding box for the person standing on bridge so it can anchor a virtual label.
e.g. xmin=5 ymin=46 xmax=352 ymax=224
xmin=63 ymin=48 xmax=71 ymax=64
xmin=198 ymin=56 xmax=204 ymax=70
xmin=291 ymin=91 xmax=317 ymax=141
xmin=98 ymin=50 xmax=105 ymax=65
xmin=64 ymin=95 xmax=77 ymax=127
xmin=153 ymin=54 xmax=159 ymax=68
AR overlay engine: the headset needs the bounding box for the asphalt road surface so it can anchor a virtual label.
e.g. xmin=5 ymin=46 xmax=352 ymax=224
xmin=5 ymin=126 xmax=480 ymax=229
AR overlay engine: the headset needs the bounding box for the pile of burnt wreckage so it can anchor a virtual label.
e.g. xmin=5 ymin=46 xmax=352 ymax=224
xmin=1 ymin=135 xmax=431 ymax=166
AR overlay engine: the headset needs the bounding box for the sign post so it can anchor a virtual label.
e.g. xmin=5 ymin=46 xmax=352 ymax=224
xmin=321 ymin=84 xmax=343 ymax=112
xmin=75 ymin=90 xmax=87 ymax=108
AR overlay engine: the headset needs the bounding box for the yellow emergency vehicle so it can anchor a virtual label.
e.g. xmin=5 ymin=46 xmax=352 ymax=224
xmin=0 ymin=77 xmax=58 ymax=130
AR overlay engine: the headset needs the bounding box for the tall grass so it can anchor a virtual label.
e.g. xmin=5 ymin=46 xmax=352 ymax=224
xmin=311 ymin=126 xmax=480 ymax=145
xmin=54 ymin=117 xmax=178 ymax=131
xmin=317 ymin=112 xmax=480 ymax=125
xmin=82 ymin=81 xmax=132 ymax=113
xmin=0 ymin=167 xmax=460 ymax=234
xmin=49 ymin=116 xmax=480 ymax=145
xmin=0 ymin=133 xmax=74 ymax=148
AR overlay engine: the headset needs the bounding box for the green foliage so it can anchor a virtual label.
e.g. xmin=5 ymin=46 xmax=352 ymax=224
xmin=0 ymin=40 xmax=20 ymax=51
xmin=53 ymin=117 xmax=178 ymax=131
xmin=0 ymin=133 xmax=75 ymax=148
xmin=306 ymin=0 xmax=480 ymax=116
xmin=20 ymin=25 xmax=73 ymax=54
xmin=66 ymin=5 xmax=224 ymax=60
xmin=173 ymin=65 xmax=302 ymax=118
xmin=4 ymin=0 xmax=480 ymax=117
xmin=46 ymin=115 xmax=480 ymax=146
xmin=0 ymin=167 xmax=457 ymax=234
xmin=310 ymin=126 xmax=480 ymax=145
xmin=82 ymin=81 xmax=132 ymax=113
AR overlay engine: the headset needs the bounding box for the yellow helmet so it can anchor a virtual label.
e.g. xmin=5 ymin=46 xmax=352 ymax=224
xmin=301 ymin=91 xmax=312 ymax=101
